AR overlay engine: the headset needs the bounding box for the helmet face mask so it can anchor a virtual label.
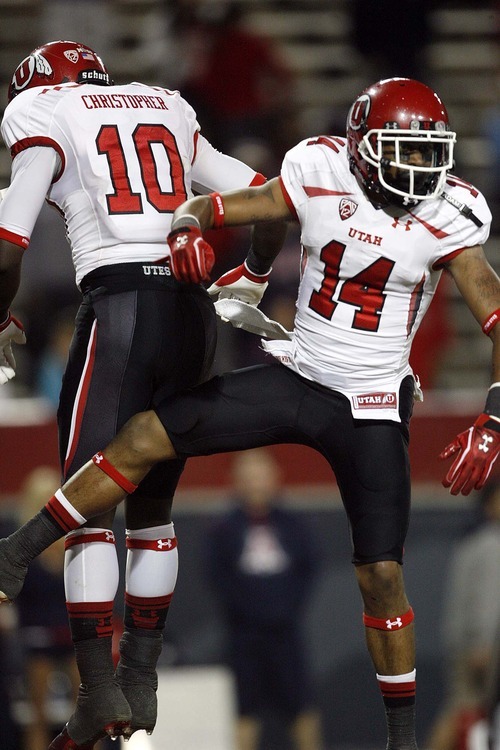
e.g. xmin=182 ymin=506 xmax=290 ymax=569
xmin=8 ymin=40 xmax=112 ymax=103
xmin=347 ymin=78 xmax=457 ymax=207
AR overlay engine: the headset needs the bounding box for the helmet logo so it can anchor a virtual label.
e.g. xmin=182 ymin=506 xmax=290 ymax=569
xmin=34 ymin=53 xmax=53 ymax=76
xmin=64 ymin=49 xmax=79 ymax=64
xmin=348 ymin=94 xmax=370 ymax=131
xmin=11 ymin=53 xmax=52 ymax=95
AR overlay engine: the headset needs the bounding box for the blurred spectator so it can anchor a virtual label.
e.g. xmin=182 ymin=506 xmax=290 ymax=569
xmin=0 ymin=518 xmax=21 ymax=750
xmin=207 ymin=448 xmax=323 ymax=750
xmin=409 ymin=273 xmax=454 ymax=390
xmin=15 ymin=466 xmax=117 ymax=749
xmin=172 ymin=0 xmax=298 ymax=157
xmin=40 ymin=0 xmax=118 ymax=59
xmin=34 ymin=308 xmax=76 ymax=411
xmin=487 ymin=631 xmax=500 ymax=750
xmin=350 ymin=0 xmax=432 ymax=82
xmin=426 ymin=481 xmax=500 ymax=750
xmin=480 ymin=55 xmax=500 ymax=231
xmin=14 ymin=202 xmax=80 ymax=395
xmin=16 ymin=466 xmax=78 ymax=750
xmin=481 ymin=626 xmax=500 ymax=750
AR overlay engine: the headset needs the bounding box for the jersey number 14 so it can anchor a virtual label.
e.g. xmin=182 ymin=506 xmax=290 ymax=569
xmin=309 ymin=239 xmax=395 ymax=332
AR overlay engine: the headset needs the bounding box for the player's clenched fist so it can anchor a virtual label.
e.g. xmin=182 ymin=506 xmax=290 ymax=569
xmin=440 ymin=412 xmax=500 ymax=495
xmin=0 ymin=312 xmax=26 ymax=385
xmin=167 ymin=226 xmax=215 ymax=284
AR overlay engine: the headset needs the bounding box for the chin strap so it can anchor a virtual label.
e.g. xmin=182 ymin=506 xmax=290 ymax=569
xmin=441 ymin=191 xmax=483 ymax=228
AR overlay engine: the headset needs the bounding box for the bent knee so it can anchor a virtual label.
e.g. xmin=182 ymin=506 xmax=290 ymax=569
xmin=355 ymin=560 xmax=406 ymax=606
xmin=121 ymin=410 xmax=177 ymax=464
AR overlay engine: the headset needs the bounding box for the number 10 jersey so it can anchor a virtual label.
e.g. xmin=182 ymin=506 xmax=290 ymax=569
xmin=0 ymin=81 xmax=260 ymax=285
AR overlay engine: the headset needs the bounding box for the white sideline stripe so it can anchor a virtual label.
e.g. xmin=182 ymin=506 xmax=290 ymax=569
xmin=64 ymin=318 xmax=97 ymax=464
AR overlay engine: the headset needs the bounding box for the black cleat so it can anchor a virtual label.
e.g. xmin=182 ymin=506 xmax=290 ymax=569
xmin=116 ymin=630 xmax=163 ymax=736
xmin=48 ymin=680 xmax=132 ymax=749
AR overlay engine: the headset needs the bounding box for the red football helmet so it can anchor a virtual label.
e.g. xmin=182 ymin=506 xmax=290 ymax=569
xmin=8 ymin=40 xmax=112 ymax=103
xmin=346 ymin=77 xmax=456 ymax=206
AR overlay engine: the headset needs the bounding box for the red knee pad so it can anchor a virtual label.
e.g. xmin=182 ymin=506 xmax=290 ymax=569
xmin=363 ymin=606 xmax=414 ymax=631
xmin=92 ymin=452 xmax=138 ymax=494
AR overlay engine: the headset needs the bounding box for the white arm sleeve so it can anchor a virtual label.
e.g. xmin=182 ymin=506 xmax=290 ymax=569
xmin=191 ymin=134 xmax=262 ymax=194
xmin=0 ymin=147 xmax=60 ymax=245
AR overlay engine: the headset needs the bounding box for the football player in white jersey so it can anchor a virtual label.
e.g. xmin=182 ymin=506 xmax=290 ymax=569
xmin=1 ymin=78 xmax=500 ymax=750
xmin=0 ymin=40 xmax=287 ymax=749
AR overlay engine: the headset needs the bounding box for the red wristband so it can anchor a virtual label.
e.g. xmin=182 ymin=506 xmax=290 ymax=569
xmin=210 ymin=192 xmax=225 ymax=229
xmin=482 ymin=308 xmax=500 ymax=335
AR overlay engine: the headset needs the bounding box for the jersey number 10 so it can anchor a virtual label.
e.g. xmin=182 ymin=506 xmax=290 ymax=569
xmin=96 ymin=123 xmax=187 ymax=214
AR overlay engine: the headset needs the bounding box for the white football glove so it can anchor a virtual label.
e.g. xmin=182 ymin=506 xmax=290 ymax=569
xmin=214 ymin=298 xmax=292 ymax=340
xmin=207 ymin=262 xmax=270 ymax=306
xmin=0 ymin=313 xmax=26 ymax=384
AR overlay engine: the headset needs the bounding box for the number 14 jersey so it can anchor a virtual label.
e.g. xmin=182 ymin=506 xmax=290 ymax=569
xmin=267 ymin=135 xmax=492 ymax=419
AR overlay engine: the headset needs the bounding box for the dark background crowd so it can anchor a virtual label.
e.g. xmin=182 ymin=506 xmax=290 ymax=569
xmin=0 ymin=2 xmax=499 ymax=749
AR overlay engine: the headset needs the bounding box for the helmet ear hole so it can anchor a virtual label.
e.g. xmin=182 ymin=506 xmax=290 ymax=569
xmin=8 ymin=40 xmax=111 ymax=103
xmin=346 ymin=77 xmax=456 ymax=205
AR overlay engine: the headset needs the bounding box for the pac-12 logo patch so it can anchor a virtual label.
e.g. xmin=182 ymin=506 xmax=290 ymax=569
xmin=64 ymin=49 xmax=80 ymax=64
xmin=339 ymin=198 xmax=358 ymax=220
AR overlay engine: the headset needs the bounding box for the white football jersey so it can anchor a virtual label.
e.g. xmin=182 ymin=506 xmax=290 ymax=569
xmin=0 ymin=81 xmax=261 ymax=284
xmin=263 ymin=136 xmax=491 ymax=420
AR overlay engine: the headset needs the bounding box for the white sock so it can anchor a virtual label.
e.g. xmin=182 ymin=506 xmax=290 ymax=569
xmin=64 ymin=527 xmax=119 ymax=602
xmin=125 ymin=523 xmax=178 ymax=598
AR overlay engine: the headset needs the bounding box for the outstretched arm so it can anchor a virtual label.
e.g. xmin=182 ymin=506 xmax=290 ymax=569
xmin=439 ymin=245 xmax=500 ymax=494
xmin=167 ymin=179 xmax=293 ymax=285
xmin=173 ymin=177 xmax=292 ymax=231
xmin=446 ymin=244 xmax=500 ymax=381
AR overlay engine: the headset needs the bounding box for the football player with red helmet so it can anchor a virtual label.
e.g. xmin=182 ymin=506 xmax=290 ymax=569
xmin=1 ymin=77 xmax=500 ymax=750
xmin=0 ymin=39 xmax=286 ymax=749
xmin=7 ymin=40 xmax=112 ymax=102
xmin=346 ymin=77 xmax=456 ymax=207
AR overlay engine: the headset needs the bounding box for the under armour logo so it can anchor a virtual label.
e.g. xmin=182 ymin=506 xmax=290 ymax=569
xmin=479 ymin=433 xmax=493 ymax=452
xmin=175 ymin=234 xmax=189 ymax=248
xmin=386 ymin=617 xmax=403 ymax=629
xmin=94 ymin=453 xmax=103 ymax=464
xmin=391 ymin=218 xmax=412 ymax=231
xmin=105 ymin=531 xmax=115 ymax=542
xmin=157 ymin=539 xmax=172 ymax=549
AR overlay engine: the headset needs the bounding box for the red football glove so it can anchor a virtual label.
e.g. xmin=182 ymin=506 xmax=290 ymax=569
xmin=207 ymin=262 xmax=271 ymax=306
xmin=440 ymin=413 xmax=500 ymax=495
xmin=167 ymin=226 xmax=215 ymax=284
